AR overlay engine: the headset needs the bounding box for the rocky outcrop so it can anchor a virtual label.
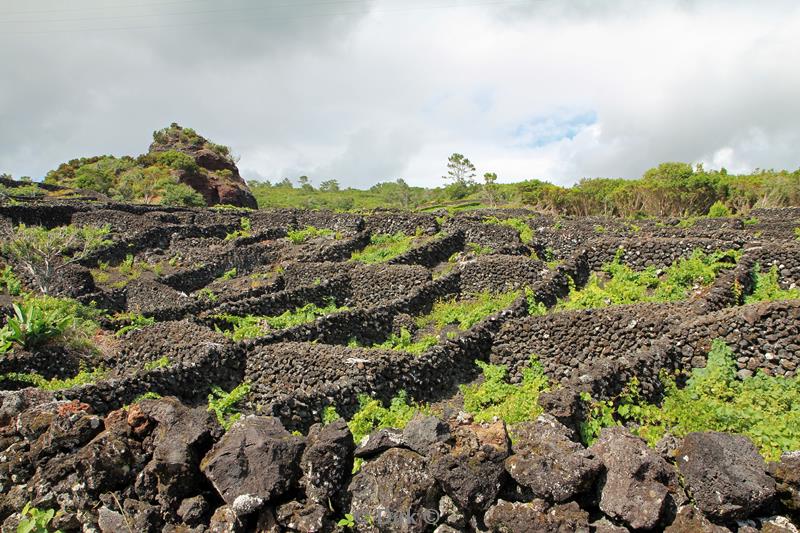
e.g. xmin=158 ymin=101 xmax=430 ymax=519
xmin=149 ymin=123 xmax=258 ymax=208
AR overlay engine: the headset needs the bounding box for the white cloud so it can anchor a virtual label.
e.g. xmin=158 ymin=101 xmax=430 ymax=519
xmin=1 ymin=0 xmax=799 ymax=186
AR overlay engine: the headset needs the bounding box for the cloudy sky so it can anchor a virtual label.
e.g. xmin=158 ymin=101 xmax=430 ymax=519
xmin=1 ymin=0 xmax=799 ymax=188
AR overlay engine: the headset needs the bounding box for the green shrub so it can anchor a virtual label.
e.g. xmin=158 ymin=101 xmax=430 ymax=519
xmin=559 ymin=248 xmax=739 ymax=310
xmin=160 ymin=181 xmax=206 ymax=207
xmin=461 ymin=356 xmax=551 ymax=424
xmin=287 ymin=225 xmax=335 ymax=244
xmin=207 ymin=382 xmax=251 ymax=431
xmin=224 ymin=217 xmax=252 ymax=241
xmin=1 ymin=367 xmax=106 ymax=391
xmin=745 ymin=264 xmax=800 ymax=304
xmin=2 ymin=302 xmax=70 ymax=349
xmin=483 ymin=216 xmax=534 ymax=244
xmin=143 ymin=356 xmax=170 ymax=371
xmin=417 ymin=290 xmax=519 ymax=331
xmin=155 ymin=150 xmax=198 ymax=172
xmin=580 ymin=340 xmax=800 ymax=461
xmin=214 ymin=299 xmax=347 ymax=341
xmin=17 ymin=502 xmax=61 ymax=533
xmin=465 ymin=242 xmax=494 ymax=256
xmin=350 ymin=232 xmax=414 ymax=263
xmin=195 ymin=288 xmax=218 ymax=303
xmin=347 ymin=390 xmax=427 ymax=444
xmin=220 ymin=268 xmax=237 ymax=280
xmin=372 ymin=328 xmax=439 ymax=355
xmin=322 ymin=405 xmax=341 ymax=425
xmin=1 ymin=224 xmax=111 ymax=294
xmin=0 ymin=265 xmax=22 ymax=295
xmin=113 ymin=312 xmax=155 ymax=337
xmin=707 ymin=200 xmax=732 ymax=217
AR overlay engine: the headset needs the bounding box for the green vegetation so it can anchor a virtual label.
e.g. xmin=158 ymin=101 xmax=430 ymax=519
xmin=795 ymin=227 xmax=800 ymax=240
xmin=483 ymin=216 xmax=534 ymax=244
xmin=2 ymin=223 xmax=111 ymax=294
xmin=557 ymin=248 xmax=739 ymax=310
xmin=580 ymin=340 xmax=800 ymax=461
xmin=417 ymin=290 xmax=520 ymax=331
xmin=350 ymin=232 xmax=414 ymax=263
xmin=143 ymin=356 xmax=170 ymax=371
xmin=745 ymin=265 xmax=800 ymax=303
xmin=213 ymin=299 xmax=348 ymax=340
xmin=112 ymin=312 xmax=155 ymax=336
xmin=220 ymin=267 xmax=238 ymax=281
xmin=707 ymin=200 xmax=732 ymax=217
xmin=207 ymin=382 xmax=251 ymax=431
xmin=370 ymin=328 xmax=440 ymax=355
xmin=249 ymin=161 xmax=800 ymax=217
xmin=1 ymin=367 xmax=106 ymax=391
xmin=94 ymin=254 xmax=171 ymax=287
xmin=224 ymin=217 xmax=252 ymax=241
xmin=17 ymin=502 xmax=62 ymax=533
xmin=322 ymin=405 xmax=341 ymax=425
xmin=465 ymin=242 xmax=494 ymax=256
xmin=195 ymin=288 xmax=218 ymax=303
xmin=1 ymin=296 xmax=103 ymax=356
xmin=461 ymin=356 xmax=551 ymax=424
xmin=0 ymin=181 xmax=46 ymax=199
xmin=0 ymin=265 xmax=22 ymax=295
xmin=132 ymin=391 xmax=163 ymax=403
xmin=287 ymin=225 xmax=335 ymax=244
xmin=347 ymin=390 xmax=427 ymax=445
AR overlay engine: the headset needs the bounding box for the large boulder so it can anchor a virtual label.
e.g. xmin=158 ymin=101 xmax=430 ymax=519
xmin=300 ymin=419 xmax=354 ymax=508
xmin=201 ymin=416 xmax=305 ymax=510
xmin=483 ymin=499 xmax=590 ymax=533
xmin=430 ymin=419 xmax=509 ymax=514
xmin=676 ymin=432 xmax=777 ymax=521
xmin=664 ymin=506 xmax=731 ymax=533
xmin=401 ymin=414 xmax=451 ymax=456
xmin=149 ymin=123 xmax=258 ymax=208
xmin=505 ymin=414 xmax=602 ymax=502
xmin=347 ymin=447 xmax=441 ymax=533
xmin=590 ymin=427 xmax=683 ymax=530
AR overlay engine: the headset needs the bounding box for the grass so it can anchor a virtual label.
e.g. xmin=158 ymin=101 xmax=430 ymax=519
xmin=580 ymin=340 xmax=800 ymax=461
xmin=416 ymin=290 xmax=520 ymax=331
xmin=208 ymin=382 xmax=251 ymax=431
xmin=287 ymin=225 xmax=335 ymax=244
xmin=745 ymin=264 xmax=800 ymax=303
xmin=461 ymin=356 xmax=551 ymax=424
xmin=213 ymin=298 xmax=348 ymax=340
xmin=483 ymin=216 xmax=534 ymax=244
xmin=350 ymin=232 xmax=414 ymax=263
xmin=347 ymin=390 xmax=428 ymax=445
xmin=557 ymin=248 xmax=739 ymax=310
xmin=0 ymin=367 xmax=106 ymax=390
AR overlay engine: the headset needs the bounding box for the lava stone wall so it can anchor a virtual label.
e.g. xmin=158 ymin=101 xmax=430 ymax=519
xmin=458 ymin=255 xmax=546 ymax=294
xmin=490 ymin=302 xmax=687 ymax=382
xmin=363 ymin=211 xmax=439 ymax=236
xmin=442 ymin=219 xmax=522 ymax=251
xmin=585 ymin=237 xmax=745 ymax=270
xmin=746 ymin=244 xmax=800 ymax=288
xmin=388 ymin=232 xmax=465 ymax=268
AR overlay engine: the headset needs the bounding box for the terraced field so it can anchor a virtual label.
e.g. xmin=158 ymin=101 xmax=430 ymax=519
xmin=1 ymin=198 xmax=799 ymax=532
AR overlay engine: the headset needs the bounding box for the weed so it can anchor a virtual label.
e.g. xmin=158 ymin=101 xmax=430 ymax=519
xmin=133 ymin=391 xmax=162 ymax=403
xmin=196 ymin=288 xmax=218 ymax=303
xmin=113 ymin=312 xmax=155 ymax=337
xmin=322 ymin=405 xmax=340 ymax=424
xmin=745 ymin=264 xmax=800 ymax=304
xmin=416 ymin=290 xmax=519 ymax=331
xmin=207 ymin=382 xmax=251 ymax=431
xmin=594 ymin=225 xmax=607 ymax=233
xmin=483 ymin=216 xmax=534 ymax=244
xmin=224 ymin=217 xmax=252 ymax=241
xmin=1 ymin=367 xmax=106 ymax=391
xmin=214 ymin=299 xmax=347 ymax=340
xmin=350 ymin=232 xmax=414 ymax=263
xmin=17 ymin=502 xmax=61 ymax=533
xmin=0 ymin=265 xmax=22 ymax=295
xmin=461 ymin=356 xmax=551 ymax=424
xmin=372 ymin=328 xmax=439 ymax=355
xmin=465 ymin=242 xmax=494 ymax=256
xmin=220 ymin=268 xmax=237 ymax=281
xmin=143 ymin=356 xmax=170 ymax=371
xmin=287 ymin=225 xmax=335 ymax=244
xmin=347 ymin=390 xmax=427 ymax=445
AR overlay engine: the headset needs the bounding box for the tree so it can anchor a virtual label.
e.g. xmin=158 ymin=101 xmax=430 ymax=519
xmin=2 ymin=224 xmax=112 ymax=294
xmin=483 ymin=172 xmax=498 ymax=207
xmin=444 ymin=153 xmax=477 ymax=186
xmin=319 ymin=179 xmax=340 ymax=192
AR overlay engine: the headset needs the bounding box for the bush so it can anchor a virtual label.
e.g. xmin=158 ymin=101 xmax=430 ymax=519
xmin=707 ymin=200 xmax=732 ymax=217
xmin=371 ymin=328 xmax=439 ymax=355
xmin=417 ymin=290 xmax=519 ymax=331
xmin=350 ymin=232 xmax=414 ymax=263
xmin=1 ymin=224 xmax=111 ymax=295
xmin=347 ymin=390 xmax=426 ymax=444
xmin=207 ymin=382 xmax=251 ymax=431
xmin=155 ymin=150 xmax=198 ymax=172
xmin=160 ymin=181 xmax=205 ymax=207
xmin=461 ymin=356 xmax=550 ymax=424
xmin=287 ymin=225 xmax=335 ymax=244
xmin=580 ymin=340 xmax=800 ymax=461
xmin=214 ymin=299 xmax=347 ymax=340
xmin=745 ymin=264 xmax=800 ymax=303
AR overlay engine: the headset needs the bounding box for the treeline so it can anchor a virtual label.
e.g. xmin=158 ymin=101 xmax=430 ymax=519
xmin=250 ymin=162 xmax=800 ymax=217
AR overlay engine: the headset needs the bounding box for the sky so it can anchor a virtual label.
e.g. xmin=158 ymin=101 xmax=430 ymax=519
xmin=1 ymin=0 xmax=799 ymax=189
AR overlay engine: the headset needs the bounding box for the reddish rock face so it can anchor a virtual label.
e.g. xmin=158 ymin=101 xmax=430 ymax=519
xmin=148 ymin=124 xmax=258 ymax=209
